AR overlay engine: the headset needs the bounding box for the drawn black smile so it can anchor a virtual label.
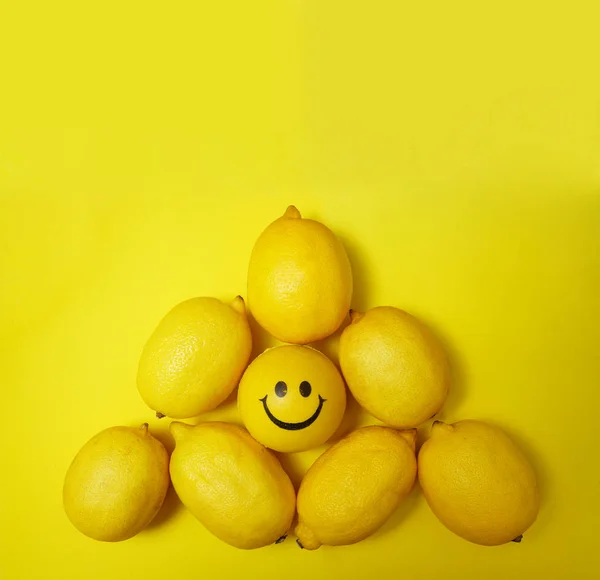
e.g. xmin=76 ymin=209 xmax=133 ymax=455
xmin=259 ymin=394 xmax=327 ymax=431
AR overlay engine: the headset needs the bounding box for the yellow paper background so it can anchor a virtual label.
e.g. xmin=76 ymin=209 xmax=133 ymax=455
xmin=1 ymin=1 xmax=599 ymax=578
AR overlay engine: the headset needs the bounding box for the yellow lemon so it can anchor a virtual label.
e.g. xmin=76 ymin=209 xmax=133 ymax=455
xmin=63 ymin=424 xmax=169 ymax=542
xmin=295 ymin=426 xmax=417 ymax=550
xmin=247 ymin=205 xmax=353 ymax=344
xmin=238 ymin=345 xmax=346 ymax=453
xmin=339 ymin=306 xmax=450 ymax=428
xmin=169 ymin=421 xmax=295 ymax=549
xmin=137 ymin=296 xmax=252 ymax=419
xmin=418 ymin=420 xmax=540 ymax=546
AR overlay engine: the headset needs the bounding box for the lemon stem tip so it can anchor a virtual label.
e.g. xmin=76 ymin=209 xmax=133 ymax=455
xmin=230 ymin=295 xmax=246 ymax=314
xmin=170 ymin=421 xmax=191 ymax=440
xmin=398 ymin=428 xmax=418 ymax=450
xmin=284 ymin=205 xmax=302 ymax=219
xmin=432 ymin=420 xmax=454 ymax=434
xmin=349 ymin=310 xmax=365 ymax=323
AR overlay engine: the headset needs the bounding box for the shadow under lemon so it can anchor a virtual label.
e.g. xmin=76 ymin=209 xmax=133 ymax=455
xmin=145 ymin=484 xmax=185 ymax=532
xmin=247 ymin=309 xmax=282 ymax=362
xmin=337 ymin=233 xmax=374 ymax=315
xmin=142 ymin=424 xmax=182 ymax=533
xmin=310 ymin=231 xmax=373 ymax=366
xmin=426 ymin=318 xmax=469 ymax=424
xmin=372 ymin=482 xmax=424 ymax=542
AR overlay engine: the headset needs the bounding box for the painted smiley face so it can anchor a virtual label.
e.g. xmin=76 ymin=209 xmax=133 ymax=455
xmin=238 ymin=345 xmax=347 ymax=453
xmin=260 ymin=380 xmax=327 ymax=431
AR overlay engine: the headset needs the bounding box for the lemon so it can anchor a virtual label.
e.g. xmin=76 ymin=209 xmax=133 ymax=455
xmin=339 ymin=306 xmax=449 ymax=428
xmin=247 ymin=205 xmax=353 ymax=344
xmin=238 ymin=345 xmax=346 ymax=453
xmin=295 ymin=426 xmax=417 ymax=549
xmin=418 ymin=420 xmax=540 ymax=545
xmin=169 ymin=421 xmax=295 ymax=549
xmin=63 ymin=424 xmax=169 ymax=541
xmin=137 ymin=296 xmax=252 ymax=419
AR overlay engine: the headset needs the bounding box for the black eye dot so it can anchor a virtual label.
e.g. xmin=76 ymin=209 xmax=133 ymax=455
xmin=275 ymin=381 xmax=287 ymax=398
xmin=299 ymin=381 xmax=312 ymax=398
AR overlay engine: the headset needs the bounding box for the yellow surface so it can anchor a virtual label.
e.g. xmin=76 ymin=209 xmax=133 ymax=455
xmin=0 ymin=1 xmax=599 ymax=578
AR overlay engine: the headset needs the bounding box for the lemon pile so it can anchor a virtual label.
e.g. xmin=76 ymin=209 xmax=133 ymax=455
xmin=63 ymin=206 xmax=540 ymax=550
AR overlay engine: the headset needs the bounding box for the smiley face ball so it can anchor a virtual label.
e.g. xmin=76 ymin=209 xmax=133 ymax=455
xmin=238 ymin=345 xmax=347 ymax=453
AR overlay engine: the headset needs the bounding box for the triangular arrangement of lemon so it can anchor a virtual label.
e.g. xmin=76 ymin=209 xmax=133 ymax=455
xmin=64 ymin=206 xmax=539 ymax=549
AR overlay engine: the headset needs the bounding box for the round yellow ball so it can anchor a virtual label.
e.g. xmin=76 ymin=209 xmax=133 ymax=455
xmin=238 ymin=345 xmax=346 ymax=453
